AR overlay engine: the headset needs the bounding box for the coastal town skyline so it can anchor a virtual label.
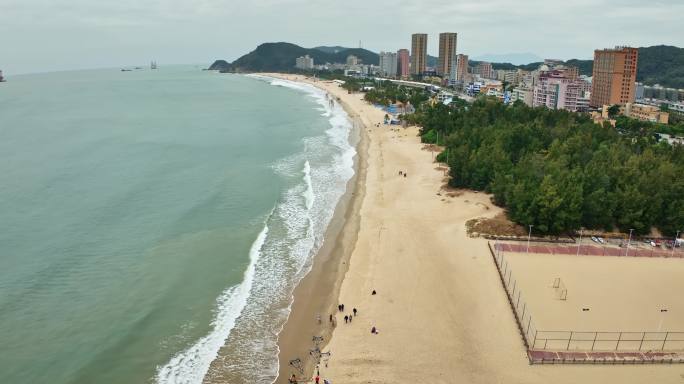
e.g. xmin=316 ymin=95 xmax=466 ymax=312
xmin=2 ymin=0 xmax=684 ymax=75
xmin=2 ymin=0 xmax=684 ymax=382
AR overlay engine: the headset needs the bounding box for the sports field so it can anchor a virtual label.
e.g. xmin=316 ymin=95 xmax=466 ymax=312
xmin=496 ymin=247 xmax=684 ymax=351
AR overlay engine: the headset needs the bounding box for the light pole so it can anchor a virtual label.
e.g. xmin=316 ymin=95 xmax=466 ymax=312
xmin=576 ymin=228 xmax=583 ymax=257
xmin=526 ymin=225 xmax=534 ymax=254
xmin=625 ymin=228 xmax=634 ymax=257
xmin=672 ymin=230 xmax=680 ymax=258
xmin=658 ymin=309 xmax=667 ymax=332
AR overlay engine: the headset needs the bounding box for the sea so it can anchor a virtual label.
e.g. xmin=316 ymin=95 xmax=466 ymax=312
xmin=0 ymin=67 xmax=356 ymax=384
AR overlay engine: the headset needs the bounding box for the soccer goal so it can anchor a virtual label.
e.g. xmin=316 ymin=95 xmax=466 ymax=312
xmin=552 ymin=277 xmax=568 ymax=300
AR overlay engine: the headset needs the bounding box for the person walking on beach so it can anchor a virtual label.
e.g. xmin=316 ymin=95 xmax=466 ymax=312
xmin=329 ymin=314 xmax=333 ymax=323
xmin=317 ymin=314 xmax=321 ymax=324
xmin=353 ymin=308 xmax=357 ymax=316
xmin=348 ymin=314 xmax=352 ymax=323
xmin=344 ymin=315 xmax=348 ymax=323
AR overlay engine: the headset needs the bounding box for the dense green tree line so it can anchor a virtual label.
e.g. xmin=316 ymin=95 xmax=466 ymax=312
xmin=363 ymin=81 xmax=429 ymax=108
xmin=421 ymin=98 xmax=684 ymax=236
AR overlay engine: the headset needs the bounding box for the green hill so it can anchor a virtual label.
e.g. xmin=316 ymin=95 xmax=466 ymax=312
xmin=637 ymin=45 xmax=684 ymax=88
xmin=313 ymin=46 xmax=350 ymax=54
xmin=469 ymin=59 xmax=593 ymax=76
xmin=211 ymin=42 xmax=379 ymax=73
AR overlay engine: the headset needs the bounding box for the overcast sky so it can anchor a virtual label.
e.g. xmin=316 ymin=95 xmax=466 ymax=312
xmin=1 ymin=0 xmax=683 ymax=75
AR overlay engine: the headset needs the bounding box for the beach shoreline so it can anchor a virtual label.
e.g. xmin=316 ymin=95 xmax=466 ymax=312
xmin=260 ymin=73 xmax=370 ymax=384
xmin=261 ymin=74 xmax=684 ymax=384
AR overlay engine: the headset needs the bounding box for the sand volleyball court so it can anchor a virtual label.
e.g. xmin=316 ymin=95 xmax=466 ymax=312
xmin=492 ymin=243 xmax=684 ymax=353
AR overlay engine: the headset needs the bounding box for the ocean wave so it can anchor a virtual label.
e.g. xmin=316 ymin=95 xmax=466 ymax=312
xmin=302 ymin=161 xmax=314 ymax=211
xmin=165 ymin=74 xmax=356 ymax=384
xmin=155 ymin=220 xmax=270 ymax=384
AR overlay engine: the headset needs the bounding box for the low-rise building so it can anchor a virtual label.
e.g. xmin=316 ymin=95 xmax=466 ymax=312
xmin=517 ymin=69 xmax=534 ymax=88
xmin=640 ymin=84 xmax=683 ymax=102
xmin=576 ymin=94 xmax=591 ymax=112
xmin=480 ymin=83 xmax=503 ymax=97
xmin=656 ymin=133 xmax=684 ymax=146
xmin=623 ymin=103 xmax=669 ymax=124
xmin=379 ymin=51 xmax=398 ymax=78
xmin=597 ymin=103 xmax=669 ymax=124
xmin=436 ymin=91 xmax=455 ymax=103
xmin=511 ymin=87 xmax=533 ymax=106
xmin=495 ymin=69 xmax=518 ymax=84
xmin=591 ymin=110 xmax=616 ymax=127
xmin=666 ymin=101 xmax=684 ymax=115
xmin=467 ymin=82 xmax=483 ymax=95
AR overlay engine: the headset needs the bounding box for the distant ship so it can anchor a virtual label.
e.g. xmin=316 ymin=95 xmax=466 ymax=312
xmin=151 ymin=61 xmax=158 ymax=70
xmin=0 ymin=70 xmax=5 ymax=82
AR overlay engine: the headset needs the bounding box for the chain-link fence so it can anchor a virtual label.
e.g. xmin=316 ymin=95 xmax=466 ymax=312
xmin=487 ymin=242 xmax=684 ymax=355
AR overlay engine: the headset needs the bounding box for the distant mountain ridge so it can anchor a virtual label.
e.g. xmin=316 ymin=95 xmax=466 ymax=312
xmin=473 ymin=52 xmax=544 ymax=66
xmin=318 ymin=46 xmax=441 ymax=67
xmin=471 ymin=58 xmax=594 ymax=77
xmin=209 ymin=43 xmax=379 ymax=72
xmin=210 ymin=43 xmax=684 ymax=88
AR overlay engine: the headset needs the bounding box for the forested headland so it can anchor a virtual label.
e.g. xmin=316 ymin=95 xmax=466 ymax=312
xmin=417 ymin=98 xmax=684 ymax=236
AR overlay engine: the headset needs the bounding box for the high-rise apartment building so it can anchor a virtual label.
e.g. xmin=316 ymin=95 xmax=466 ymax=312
xmin=346 ymin=55 xmax=359 ymax=66
xmin=590 ymin=46 xmax=638 ymax=107
xmin=295 ymin=55 xmax=314 ymax=70
xmin=379 ymin=51 xmax=398 ymax=78
xmin=437 ymin=33 xmax=457 ymax=77
xmin=397 ymin=49 xmax=410 ymax=78
xmin=411 ymin=33 xmax=428 ymax=75
xmin=533 ymin=67 xmax=590 ymax=112
xmin=449 ymin=54 xmax=469 ymax=84
xmin=475 ymin=62 xmax=493 ymax=79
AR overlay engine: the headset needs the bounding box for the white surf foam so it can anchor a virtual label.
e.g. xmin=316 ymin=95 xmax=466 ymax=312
xmin=302 ymin=161 xmax=314 ymax=211
xmin=160 ymin=74 xmax=357 ymax=384
xmin=155 ymin=221 xmax=270 ymax=384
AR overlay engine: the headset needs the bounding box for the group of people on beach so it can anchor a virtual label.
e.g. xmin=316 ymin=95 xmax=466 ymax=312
xmin=334 ymin=291 xmax=380 ymax=334
xmin=289 ymin=374 xmax=330 ymax=384
xmin=334 ymin=303 xmax=357 ymax=325
xmin=398 ymin=170 xmax=407 ymax=178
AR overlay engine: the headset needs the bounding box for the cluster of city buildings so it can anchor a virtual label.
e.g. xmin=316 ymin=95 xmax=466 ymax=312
xmin=294 ymin=32 xmax=460 ymax=80
xmin=466 ymin=46 xmax=681 ymax=126
xmin=293 ymin=38 xmax=682 ymax=127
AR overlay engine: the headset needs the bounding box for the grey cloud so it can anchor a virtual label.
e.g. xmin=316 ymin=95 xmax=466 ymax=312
xmin=0 ymin=0 xmax=682 ymax=74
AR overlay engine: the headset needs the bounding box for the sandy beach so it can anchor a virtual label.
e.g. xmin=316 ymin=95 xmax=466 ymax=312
xmin=266 ymin=74 xmax=684 ymax=384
